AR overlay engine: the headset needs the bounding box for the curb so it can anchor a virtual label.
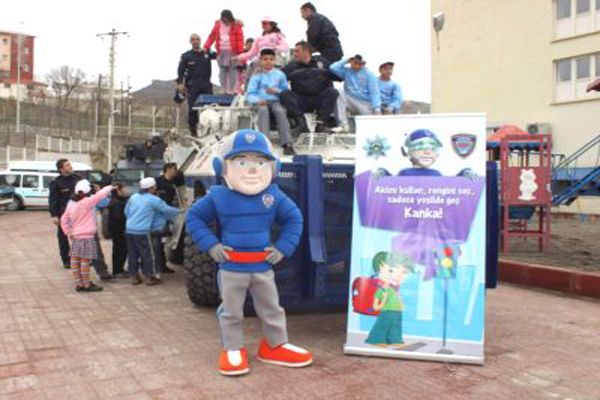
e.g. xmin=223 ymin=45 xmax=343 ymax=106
xmin=499 ymin=260 xmax=600 ymax=299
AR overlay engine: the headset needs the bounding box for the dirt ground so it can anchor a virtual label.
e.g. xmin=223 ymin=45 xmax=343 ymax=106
xmin=500 ymin=214 xmax=600 ymax=272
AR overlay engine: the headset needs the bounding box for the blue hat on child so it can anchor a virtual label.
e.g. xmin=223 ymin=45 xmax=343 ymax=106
xmin=223 ymin=129 xmax=276 ymax=160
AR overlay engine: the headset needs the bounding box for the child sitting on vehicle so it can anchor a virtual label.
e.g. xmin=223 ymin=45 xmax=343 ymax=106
xmin=245 ymin=48 xmax=295 ymax=155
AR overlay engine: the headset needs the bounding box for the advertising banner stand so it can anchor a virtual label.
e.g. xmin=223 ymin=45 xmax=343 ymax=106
xmin=344 ymin=114 xmax=487 ymax=365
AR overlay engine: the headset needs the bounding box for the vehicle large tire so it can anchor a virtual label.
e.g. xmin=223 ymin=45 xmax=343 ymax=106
xmin=183 ymin=235 xmax=219 ymax=306
xmin=6 ymin=196 xmax=23 ymax=211
xmin=166 ymin=230 xmax=185 ymax=265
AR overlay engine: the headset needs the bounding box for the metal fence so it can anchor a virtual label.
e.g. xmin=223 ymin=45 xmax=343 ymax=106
xmin=0 ymin=133 xmax=95 ymax=167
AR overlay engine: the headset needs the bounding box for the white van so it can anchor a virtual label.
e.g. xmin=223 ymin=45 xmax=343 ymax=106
xmin=0 ymin=170 xmax=58 ymax=210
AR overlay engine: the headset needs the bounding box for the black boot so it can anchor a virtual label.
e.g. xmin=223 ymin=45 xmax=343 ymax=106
xmin=283 ymin=144 xmax=297 ymax=156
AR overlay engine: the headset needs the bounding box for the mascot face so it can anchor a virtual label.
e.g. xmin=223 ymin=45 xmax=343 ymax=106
xmin=408 ymin=139 xmax=441 ymax=168
xmin=224 ymin=152 xmax=273 ymax=195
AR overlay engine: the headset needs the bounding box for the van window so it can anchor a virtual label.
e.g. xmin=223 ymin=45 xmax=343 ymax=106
xmin=43 ymin=176 xmax=54 ymax=189
xmin=0 ymin=174 xmax=21 ymax=187
xmin=22 ymin=175 xmax=40 ymax=189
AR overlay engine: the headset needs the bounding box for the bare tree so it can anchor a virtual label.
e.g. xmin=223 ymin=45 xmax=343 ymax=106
xmin=47 ymin=66 xmax=86 ymax=110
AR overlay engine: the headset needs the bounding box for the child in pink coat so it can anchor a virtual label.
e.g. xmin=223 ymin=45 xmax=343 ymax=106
xmin=61 ymin=180 xmax=114 ymax=292
xmin=235 ymin=17 xmax=289 ymax=76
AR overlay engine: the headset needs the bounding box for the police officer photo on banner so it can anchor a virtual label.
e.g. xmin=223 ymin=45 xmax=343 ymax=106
xmin=344 ymin=114 xmax=487 ymax=364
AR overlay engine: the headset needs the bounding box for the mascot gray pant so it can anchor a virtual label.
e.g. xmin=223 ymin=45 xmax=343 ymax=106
xmin=217 ymin=269 xmax=288 ymax=350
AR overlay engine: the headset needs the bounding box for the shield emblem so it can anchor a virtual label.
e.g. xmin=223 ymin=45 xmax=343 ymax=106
xmin=245 ymin=132 xmax=256 ymax=144
xmin=262 ymin=194 xmax=275 ymax=209
xmin=451 ymin=133 xmax=477 ymax=158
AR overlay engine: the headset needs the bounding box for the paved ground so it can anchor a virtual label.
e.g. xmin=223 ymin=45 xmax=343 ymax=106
xmin=1 ymin=211 xmax=599 ymax=400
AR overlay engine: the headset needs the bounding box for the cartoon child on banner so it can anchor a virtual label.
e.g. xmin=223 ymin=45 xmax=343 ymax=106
xmin=186 ymin=129 xmax=312 ymax=377
xmin=364 ymin=251 xmax=415 ymax=347
xmin=398 ymin=129 xmax=444 ymax=177
xmin=399 ymin=129 xmax=478 ymax=178
xmin=372 ymin=129 xmax=477 ymax=178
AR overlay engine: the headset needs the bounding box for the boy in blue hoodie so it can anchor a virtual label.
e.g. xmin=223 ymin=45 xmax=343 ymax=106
xmin=378 ymin=62 xmax=403 ymax=114
xmin=330 ymin=54 xmax=381 ymax=132
xmin=125 ymin=177 xmax=180 ymax=285
xmin=245 ymin=48 xmax=295 ymax=156
xmin=186 ymin=129 xmax=312 ymax=376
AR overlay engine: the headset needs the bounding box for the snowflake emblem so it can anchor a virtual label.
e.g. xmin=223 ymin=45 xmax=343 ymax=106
xmin=363 ymin=136 xmax=390 ymax=159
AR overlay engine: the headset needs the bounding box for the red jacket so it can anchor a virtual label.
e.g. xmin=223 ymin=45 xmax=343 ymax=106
xmin=204 ymin=20 xmax=244 ymax=54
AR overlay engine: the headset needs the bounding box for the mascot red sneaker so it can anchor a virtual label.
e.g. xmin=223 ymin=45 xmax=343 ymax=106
xmin=186 ymin=129 xmax=313 ymax=376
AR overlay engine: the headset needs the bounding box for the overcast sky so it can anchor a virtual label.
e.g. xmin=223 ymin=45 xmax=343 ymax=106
xmin=3 ymin=0 xmax=431 ymax=102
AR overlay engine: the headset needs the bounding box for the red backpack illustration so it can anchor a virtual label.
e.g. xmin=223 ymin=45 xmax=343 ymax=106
xmin=351 ymin=276 xmax=384 ymax=316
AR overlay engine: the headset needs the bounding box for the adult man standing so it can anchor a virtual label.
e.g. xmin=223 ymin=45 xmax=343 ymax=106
xmin=330 ymin=55 xmax=381 ymax=132
xmin=153 ymin=162 xmax=180 ymax=274
xmin=176 ymin=34 xmax=217 ymax=136
xmin=49 ymin=159 xmax=80 ymax=269
xmin=300 ymin=2 xmax=343 ymax=63
xmin=280 ymin=41 xmax=339 ymax=133
xmin=378 ymin=61 xmax=404 ymax=114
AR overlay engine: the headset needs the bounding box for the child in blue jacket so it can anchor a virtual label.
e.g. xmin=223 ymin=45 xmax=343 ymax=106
xmin=245 ymin=48 xmax=295 ymax=155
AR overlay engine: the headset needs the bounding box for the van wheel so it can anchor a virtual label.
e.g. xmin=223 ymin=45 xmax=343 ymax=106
xmin=182 ymin=235 xmax=219 ymax=307
xmin=6 ymin=197 xmax=23 ymax=211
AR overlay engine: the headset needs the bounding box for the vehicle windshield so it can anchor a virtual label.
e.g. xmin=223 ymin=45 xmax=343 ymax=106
xmin=113 ymin=169 xmax=162 ymax=182
xmin=113 ymin=169 xmax=144 ymax=183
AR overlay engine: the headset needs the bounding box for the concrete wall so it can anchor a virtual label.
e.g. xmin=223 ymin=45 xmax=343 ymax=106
xmin=431 ymin=0 xmax=600 ymax=166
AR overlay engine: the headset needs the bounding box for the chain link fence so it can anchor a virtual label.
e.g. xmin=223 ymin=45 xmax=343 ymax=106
xmin=0 ymin=97 xmax=180 ymax=169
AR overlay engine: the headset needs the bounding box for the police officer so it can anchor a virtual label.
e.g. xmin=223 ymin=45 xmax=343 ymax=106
xmin=153 ymin=162 xmax=181 ymax=274
xmin=281 ymin=41 xmax=339 ymax=133
xmin=176 ymin=33 xmax=217 ymax=136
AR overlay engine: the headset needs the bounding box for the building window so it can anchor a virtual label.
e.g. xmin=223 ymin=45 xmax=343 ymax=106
xmin=555 ymin=0 xmax=600 ymax=38
xmin=2 ymin=54 xmax=7 ymax=60
xmin=557 ymin=59 xmax=572 ymax=81
xmin=555 ymin=54 xmax=600 ymax=102
xmin=23 ymin=47 xmax=30 ymax=55
xmin=576 ymin=56 xmax=591 ymax=79
xmin=577 ymin=0 xmax=590 ymax=13
xmin=22 ymin=64 xmax=29 ymax=72
xmin=557 ymin=0 xmax=571 ymax=18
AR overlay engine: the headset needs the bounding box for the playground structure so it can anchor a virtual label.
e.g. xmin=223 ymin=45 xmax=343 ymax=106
xmin=487 ymin=123 xmax=600 ymax=253
xmin=487 ymin=134 xmax=552 ymax=253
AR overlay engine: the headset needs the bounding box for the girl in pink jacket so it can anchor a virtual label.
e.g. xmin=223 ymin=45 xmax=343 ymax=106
xmin=61 ymin=180 xmax=114 ymax=292
xmin=235 ymin=17 xmax=289 ymax=71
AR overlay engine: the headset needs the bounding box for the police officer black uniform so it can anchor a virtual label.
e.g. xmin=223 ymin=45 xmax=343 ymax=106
xmin=153 ymin=163 xmax=181 ymax=273
xmin=176 ymin=34 xmax=217 ymax=136
xmin=281 ymin=41 xmax=340 ymax=133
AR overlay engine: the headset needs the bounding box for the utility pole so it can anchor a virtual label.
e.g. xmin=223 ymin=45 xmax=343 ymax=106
xmin=15 ymin=23 xmax=23 ymax=136
xmin=96 ymin=28 xmax=127 ymax=171
xmin=127 ymin=76 xmax=132 ymax=135
xmin=94 ymin=74 xmax=101 ymax=145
